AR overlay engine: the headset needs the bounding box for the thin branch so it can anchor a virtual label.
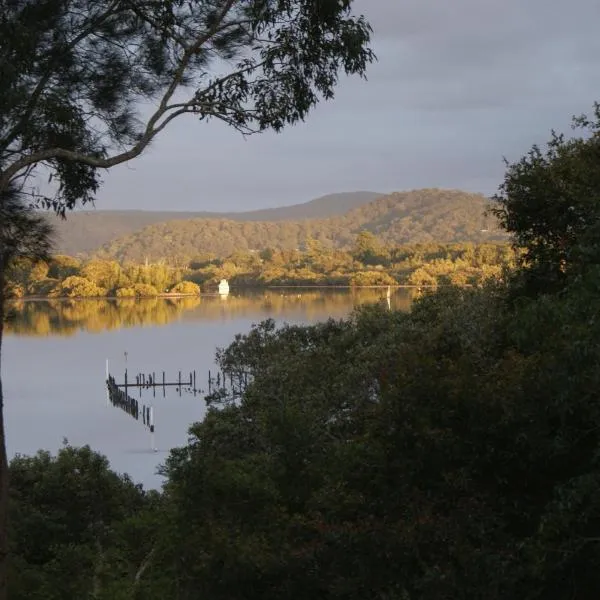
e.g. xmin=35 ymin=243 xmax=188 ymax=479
xmin=195 ymin=58 xmax=267 ymax=101
xmin=155 ymin=0 xmax=239 ymax=114
xmin=133 ymin=547 xmax=156 ymax=587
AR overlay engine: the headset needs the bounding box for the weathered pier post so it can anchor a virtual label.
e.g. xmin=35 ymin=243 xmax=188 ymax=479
xmin=149 ymin=406 xmax=156 ymax=452
xmin=105 ymin=359 xmax=110 ymax=406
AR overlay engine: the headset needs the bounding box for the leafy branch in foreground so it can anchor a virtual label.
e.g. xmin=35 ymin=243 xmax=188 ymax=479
xmin=0 ymin=0 xmax=374 ymax=213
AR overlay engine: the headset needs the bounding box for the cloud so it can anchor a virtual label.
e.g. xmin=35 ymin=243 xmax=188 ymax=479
xmin=94 ymin=0 xmax=600 ymax=211
xmin=354 ymin=0 xmax=600 ymax=111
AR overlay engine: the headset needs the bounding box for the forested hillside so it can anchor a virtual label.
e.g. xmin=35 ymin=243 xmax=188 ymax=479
xmin=97 ymin=189 xmax=505 ymax=263
xmin=49 ymin=191 xmax=383 ymax=255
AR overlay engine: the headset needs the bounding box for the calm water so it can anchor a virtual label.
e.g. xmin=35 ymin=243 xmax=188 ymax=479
xmin=3 ymin=288 xmax=414 ymax=489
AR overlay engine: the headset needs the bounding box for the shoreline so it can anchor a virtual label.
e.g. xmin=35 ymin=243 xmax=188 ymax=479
xmin=6 ymin=284 xmax=442 ymax=303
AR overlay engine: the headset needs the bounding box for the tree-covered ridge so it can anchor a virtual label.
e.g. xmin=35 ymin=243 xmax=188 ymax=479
xmin=5 ymin=241 xmax=516 ymax=300
xmin=49 ymin=191 xmax=385 ymax=256
xmin=96 ymin=189 xmax=506 ymax=262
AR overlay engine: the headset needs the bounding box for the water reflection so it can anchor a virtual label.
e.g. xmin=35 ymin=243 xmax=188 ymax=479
xmin=5 ymin=288 xmax=416 ymax=337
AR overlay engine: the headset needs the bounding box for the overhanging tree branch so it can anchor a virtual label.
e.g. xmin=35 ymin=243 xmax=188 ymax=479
xmin=0 ymin=0 xmax=374 ymax=212
xmin=0 ymin=0 xmax=244 ymax=187
xmin=1 ymin=56 xmax=268 ymax=182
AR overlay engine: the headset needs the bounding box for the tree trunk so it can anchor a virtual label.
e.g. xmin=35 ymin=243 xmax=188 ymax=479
xmin=0 ymin=261 xmax=8 ymax=600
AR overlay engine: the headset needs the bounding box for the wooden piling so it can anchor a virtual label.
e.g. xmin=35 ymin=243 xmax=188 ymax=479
xmin=106 ymin=360 xmax=110 ymax=406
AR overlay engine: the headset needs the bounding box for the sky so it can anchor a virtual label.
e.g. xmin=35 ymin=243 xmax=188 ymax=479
xmin=94 ymin=0 xmax=600 ymax=212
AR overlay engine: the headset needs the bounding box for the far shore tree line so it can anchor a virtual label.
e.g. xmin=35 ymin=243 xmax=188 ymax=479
xmin=5 ymin=236 xmax=516 ymax=299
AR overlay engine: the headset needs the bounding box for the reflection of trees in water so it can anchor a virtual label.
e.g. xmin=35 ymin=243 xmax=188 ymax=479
xmin=5 ymin=289 xmax=417 ymax=336
xmin=6 ymin=297 xmax=200 ymax=337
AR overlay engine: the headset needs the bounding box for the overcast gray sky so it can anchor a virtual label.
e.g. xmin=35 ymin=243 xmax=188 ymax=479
xmin=95 ymin=0 xmax=600 ymax=212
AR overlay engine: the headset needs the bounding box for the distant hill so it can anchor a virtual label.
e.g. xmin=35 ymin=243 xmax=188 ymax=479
xmin=48 ymin=191 xmax=383 ymax=255
xmin=95 ymin=189 xmax=507 ymax=263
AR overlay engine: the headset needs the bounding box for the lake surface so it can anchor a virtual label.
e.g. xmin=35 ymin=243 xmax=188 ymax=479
xmin=3 ymin=288 xmax=414 ymax=489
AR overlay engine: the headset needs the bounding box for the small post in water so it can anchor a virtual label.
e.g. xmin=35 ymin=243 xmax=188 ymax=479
xmin=149 ymin=406 xmax=156 ymax=452
xmin=105 ymin=359 xmax=110 ymax=406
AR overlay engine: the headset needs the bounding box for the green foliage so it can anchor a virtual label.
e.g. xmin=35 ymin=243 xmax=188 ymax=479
xmin=349 ymin=270 xmax=396 ymax=286
xmin=154 ymin=274 xmax=600 ymax=599
xmin=60 ymin=276 xmax=106 ymax=298
xmin=132 ymin=283 xmax=158 ymax=298
xmin=169 ymin=281 xmax=200 ymax=295
xmin=493 ymin=103 xmax=600 ymax=293
xmin=47 ymin=255 xmax=81 ymax=280
xmin=79 ymin=260 xmax=123 ymax=294
xmin=115 ymin=287 xmax=136 ymax=298
xmin=9 ymin=444 xmax=157 ymax=600
xmin=406 ymin=266 xmax=438 ymax=286
xmin=352 ymin=230 xmax=388 ymax=265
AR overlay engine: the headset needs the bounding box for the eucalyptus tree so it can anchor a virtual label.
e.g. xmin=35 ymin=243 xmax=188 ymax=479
xmin=0 ymin=0 xmax=374 ymax=595
xmin=0 ymin=0 xmax=374 ymax=209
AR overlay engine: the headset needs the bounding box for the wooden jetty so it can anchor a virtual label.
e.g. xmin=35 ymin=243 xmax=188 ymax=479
xmin=106 ymin=375 xmax=154 ymax=433
xmin=109 ymin=367 xmax=202 ymax=397
xmin=105 ymin=361 xmax=252 ymax=447
xmin=107 ymin=365 xmax=250 ymax=400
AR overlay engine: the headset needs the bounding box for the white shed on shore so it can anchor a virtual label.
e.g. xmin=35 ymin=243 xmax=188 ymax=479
xmin=218 ymin=279 xmax=229 ymax=295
